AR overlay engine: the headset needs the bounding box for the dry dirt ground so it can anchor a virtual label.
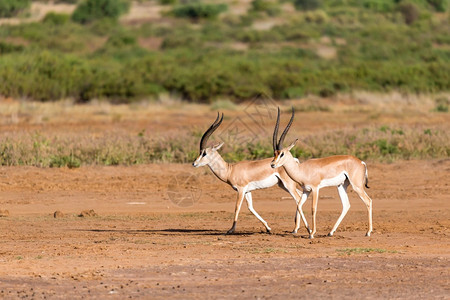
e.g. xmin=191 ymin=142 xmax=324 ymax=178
xmin=0 ymin=98 xmax=449 ymax=299
xmin=0 ymin=160 xmax=449 ymax=299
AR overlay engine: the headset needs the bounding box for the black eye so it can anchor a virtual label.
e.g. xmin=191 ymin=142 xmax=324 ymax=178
xmin=280 ymin=153 xmax=284 ymax=157
xmin=202 ymin=152 xmax=207 ymax=157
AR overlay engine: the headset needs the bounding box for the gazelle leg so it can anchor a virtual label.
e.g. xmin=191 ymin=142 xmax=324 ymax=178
xmin=310 ymin=188 xmax=319 ymax=239
xmin=328 ymin=181 xmax=351 ymax=237
xmin=245 ymin=192 xmax=271 ymax=233
xmin=227 ymin=189 xmax=246 ymax=234
xmin=293 ymin=189 xmax=310 ymax=234
xmin=292 ymin=189 xmax=300 ymax=233
xmin=353 ymin=186 xmax=373 ymax=236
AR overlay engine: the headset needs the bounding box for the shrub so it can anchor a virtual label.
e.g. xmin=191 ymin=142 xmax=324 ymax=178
xmin=0 ymin=42 xmax=24 ymax=54
xmin=434 ymin=97 xmax=449 ymax=112
xmin=303 ymin=9 xmax=328 ymax=23
xmin=0 ymin=0 xmax=30 ymax=18
xmin=43 ymin=12 xmax=70 ymax=26
xmin=72 ymin=0 xmax=130 ymax=24
xmin=159 ymin=0 xmax=178 ymax=4
xmin=171 ymin=3 xmax=228 ymax=20
xmin=362 ymin=0 xmax=395 ymax=12
xmin=397 ymin=2 xmax=420 ymax=25
xmin=250 ymin=0 xmax=281 ymax=16
xmin=57 ymin=0 xmax=79 ymax=3
xmin=293 ymin=0 xmax=322 ymax=11
xmin=427 ymin=0 xmax=447 ymax=11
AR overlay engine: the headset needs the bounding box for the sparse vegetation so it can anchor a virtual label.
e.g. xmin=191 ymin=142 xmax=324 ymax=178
xmin=0 ymin=124 xmax=447 ymax=167
xmin=336 ymin=248 xmax=397 ymax=255
xmin=434 ymin=97 xmax=449 ymax=112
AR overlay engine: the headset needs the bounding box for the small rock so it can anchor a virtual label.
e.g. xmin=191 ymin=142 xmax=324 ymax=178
xmin=0 ymin=210 xmax=9 ymax=217
xmin=53 ymin=211 xmax=64 ymax=218
xmin=78 ymin=209 xmax=98 ymax=217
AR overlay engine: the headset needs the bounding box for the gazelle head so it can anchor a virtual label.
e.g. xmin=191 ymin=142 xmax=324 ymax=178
xmin=192 ymin=112 xmax=224 ymax=168
xmin=270 ymin=107 xmax=297 ymax=169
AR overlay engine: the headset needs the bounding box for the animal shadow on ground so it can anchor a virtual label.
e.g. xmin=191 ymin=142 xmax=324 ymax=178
xmin=77 ymin=228 xmax=330 ymax=238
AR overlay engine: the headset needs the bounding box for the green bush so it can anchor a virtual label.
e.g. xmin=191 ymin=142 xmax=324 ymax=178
xmin=293 ymin=0 xmax=322 ymax=10
xmin=427 ymin=0 xmax=447 ymax=11
xmin=72 ymin=0 xmax=130 ymax=24
xmin=0 ymin=42 xmax=24 ymax=54
xmin=397 ymin=2 xmax=420 ymax=25
xmin=171 ymin=3 xmax=228 ymax=20
xmin=159 ymin=0 xmax=178 ymax=4
xmin=0 ymin=0 xmax=30 ymax=18
xmin=362 ymin=0 xmax=395 ymax=12
xmin=250 ymin=0 xmax=281 ymax=16
xmin=434 ymin=97 xmax=449 ymax=112
xmin=43 ymin=13 xmax=70 ymax=26
xmin=57 ymin=0 xmax=79 ymax=3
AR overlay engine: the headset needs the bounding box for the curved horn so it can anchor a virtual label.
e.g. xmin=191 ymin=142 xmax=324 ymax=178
xmin=199 ymin=112 xmax=223 ymax=151
xmin=273 ymin=107 xmax=280 ymax=151
xmin=277 ymin=106 xmax=294 ymax=150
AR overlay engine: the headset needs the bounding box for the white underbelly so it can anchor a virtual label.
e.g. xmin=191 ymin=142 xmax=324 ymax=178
xmin=246 ymin=173 xmax=279 ymax=191
xmin=318 ymin=172 xmax=348 ymax=189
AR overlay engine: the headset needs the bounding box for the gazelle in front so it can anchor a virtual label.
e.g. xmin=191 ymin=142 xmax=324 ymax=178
xmin=193 ymin=112 xmax=310 ymax=235
xmin=270 ymin=107 xmax=373 ymax=239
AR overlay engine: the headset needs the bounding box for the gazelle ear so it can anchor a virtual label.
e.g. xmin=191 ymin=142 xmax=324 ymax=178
xmin=287 ymin=139 xmax=298 ymax=151
xmin=212 ymin=142 xmax=224 ymax=151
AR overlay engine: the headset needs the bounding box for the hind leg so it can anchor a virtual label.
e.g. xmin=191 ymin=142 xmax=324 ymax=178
xmin=353 ymin=186 xmax=373 ymax=236
xmin=293 ymin=189 xmax=310 ymax=234
xmin=328 ymin=180 xmax=351 ymax=237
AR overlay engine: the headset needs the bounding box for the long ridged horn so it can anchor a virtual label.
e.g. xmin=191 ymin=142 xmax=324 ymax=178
xmin=199 ymin=112 xmax=224 ymax=152
xmin=273 ymin=107 xmax=280 ymax=151
xmin=277 ymin=107 xmax=294 ymax=150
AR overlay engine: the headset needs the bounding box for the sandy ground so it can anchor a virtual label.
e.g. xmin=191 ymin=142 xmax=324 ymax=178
xmin=0 ymin=98 xmax=448 ymax=298
xmin=0 ymin=159 xmax=448 ymax=299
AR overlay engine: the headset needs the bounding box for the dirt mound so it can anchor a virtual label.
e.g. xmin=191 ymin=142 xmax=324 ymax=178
xmin=53 ymin=210 xmax=64 ymax=218
xmin=78 ymin=209 xmax=98 ymax=217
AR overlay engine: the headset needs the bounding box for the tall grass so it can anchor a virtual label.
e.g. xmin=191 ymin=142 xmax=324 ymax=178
xmin=0 ymin=125 xmax=447 ymax=167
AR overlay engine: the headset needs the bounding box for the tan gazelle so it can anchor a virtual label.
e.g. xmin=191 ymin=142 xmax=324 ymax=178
xmin=193 ymin=112 xmax=310 ymax=234
xmin=270 ymin=107 xmax=373 ymax=239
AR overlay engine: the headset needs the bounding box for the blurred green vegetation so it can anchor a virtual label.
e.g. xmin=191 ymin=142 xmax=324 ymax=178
xmin=0 ymin=0 xmax=31 ymax=18
xmin=0 ymin=0 xmax=448 ymax=102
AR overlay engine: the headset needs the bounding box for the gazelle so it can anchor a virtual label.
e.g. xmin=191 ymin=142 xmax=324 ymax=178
xmin=270 ymin=107 xmax=373 ymax=239
xmin=193 ymin=112 xmax=310 ymax=234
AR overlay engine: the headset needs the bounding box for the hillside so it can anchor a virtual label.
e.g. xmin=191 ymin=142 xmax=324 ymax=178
xmin=0 ymin=0 xmax=449 ymax=102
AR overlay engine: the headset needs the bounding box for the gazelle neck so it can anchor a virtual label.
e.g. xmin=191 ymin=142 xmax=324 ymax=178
xmin=283 ymin=153 xmax=304 ymax=183
xmin=207 ymin=152 xmax=229 ymax=183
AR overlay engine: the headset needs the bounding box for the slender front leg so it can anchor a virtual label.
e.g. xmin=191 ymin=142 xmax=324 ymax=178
xmin=245 ymin=192 xmax=272 ymax=233
xmin=310 ymin=188 xmax=319 ymax=239
xmin=227 ymin=188 xmax=246 ymax=234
